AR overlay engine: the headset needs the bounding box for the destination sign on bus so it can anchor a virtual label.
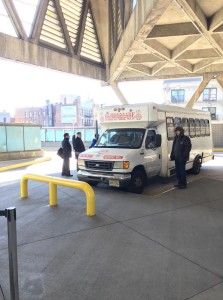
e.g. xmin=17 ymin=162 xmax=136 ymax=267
xmin=99 ymin=106 xmax=148 ymax=123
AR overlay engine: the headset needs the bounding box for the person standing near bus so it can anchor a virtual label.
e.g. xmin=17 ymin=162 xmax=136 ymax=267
xmin=170 ymin=126 xmax=191 ymax=189
xmin=61 ymin=133 xmax=73 ymax=177
xmin=74 ymin=132 xmax=85 ymax=170
xmin=71 ymin=133 xmax=76 ymax=152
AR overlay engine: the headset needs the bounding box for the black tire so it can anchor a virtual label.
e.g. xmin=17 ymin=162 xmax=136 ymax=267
xmin=191 ymin=157 xmax=202 ymax=174
xmin=127 ymin=170 xmax=146 ymax=194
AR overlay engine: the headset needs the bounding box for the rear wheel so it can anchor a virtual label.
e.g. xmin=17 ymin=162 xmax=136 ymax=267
xmin=127 ymin=170 xmax=146 ymax=194
xmin=191 ymin=157 xmax=202 ymax=174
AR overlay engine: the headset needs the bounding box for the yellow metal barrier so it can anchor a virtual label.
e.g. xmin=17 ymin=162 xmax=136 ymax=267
xmin=214 ymin=148 xmax=223 ymax=152
xmin=0 ymin=157 xmax=51 ymax=172
xmin=20 ymin=173 xmax=95 ymax=216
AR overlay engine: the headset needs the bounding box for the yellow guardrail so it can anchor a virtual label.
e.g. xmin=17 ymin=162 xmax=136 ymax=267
xmin=20 ymin=173 xmax=95 ymax=217
xmin=0 ymin=157 xmax=51 ymax=172
xmin=214 ymin=149 xmax=223 ymax=152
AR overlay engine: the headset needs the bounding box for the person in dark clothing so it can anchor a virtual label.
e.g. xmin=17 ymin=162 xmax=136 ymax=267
xmin=74 ymin=132 xmax=85 ymax=170
xmin=71 ymin=134 xmax=76 ymax=151
xmin=170 ymin=126 xmax=191 ymax=189
xmin=89 ymin=134 xmax=99 ymax=148
xmin=61 ymin=133 xmax=73 ymax=177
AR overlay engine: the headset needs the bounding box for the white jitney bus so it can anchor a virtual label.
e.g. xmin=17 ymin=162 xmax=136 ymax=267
xmin=77 ymin=103 xmax=213 ymax=193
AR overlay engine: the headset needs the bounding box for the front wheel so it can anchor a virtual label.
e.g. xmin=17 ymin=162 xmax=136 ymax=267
xmin=191 ymin=157 xmax=202 ymax=174
xmin=127 ymin=170 xmax=146 ymax=194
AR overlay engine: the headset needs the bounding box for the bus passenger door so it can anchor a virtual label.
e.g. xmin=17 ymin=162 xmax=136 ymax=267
xmin=144 ymin=130 xmax=162 ymax=176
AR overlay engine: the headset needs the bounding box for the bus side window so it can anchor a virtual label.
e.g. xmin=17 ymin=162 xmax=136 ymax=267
xmin=205 ymin=119 xmax=210 ymax=136
xmin=145 ymin=130 xmax=156 ymax=149
xmin=195 ymin=118 xmax=201 ymax=137
xmin=174 ymin=117 xmax=181 ymax=127
xmin=200 ymin=119 xmax=206 ymax=136
xmin=166 ymin=117 xmax=174 ymax=140
xmin=189 ymin=118 xmax=195 ymax=138
xmin=182 ymin=118 xmax=189 ymax=136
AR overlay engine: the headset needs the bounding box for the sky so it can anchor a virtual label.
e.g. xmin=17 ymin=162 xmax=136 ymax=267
xmin=0 ymin=58 xmax=164 ymax=116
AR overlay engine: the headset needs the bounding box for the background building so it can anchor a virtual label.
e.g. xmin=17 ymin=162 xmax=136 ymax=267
xmin=14 ymin=101 xmax=54 ymax=126
xmin=0 ymin=111 xmax=10 ymax=123
xmin=54 ymin=95 xmax=95 ymax=128
xmin=14 ymin=95 xmax=96 ymax=128
xmin=163 ymin=78 xmax=223 ymax=121
xmin=14 ymin=105 xmax=54 ymax=126
xmin=163 ymin=78 xmax=223 ymax=147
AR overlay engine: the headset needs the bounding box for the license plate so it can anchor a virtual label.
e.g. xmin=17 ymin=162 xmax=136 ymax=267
xmin=109 ymin=179 xmax=120 ymax=187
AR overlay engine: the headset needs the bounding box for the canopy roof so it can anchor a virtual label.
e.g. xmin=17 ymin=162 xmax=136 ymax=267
xmin=1 ymin=0 xmax=223 ymax=84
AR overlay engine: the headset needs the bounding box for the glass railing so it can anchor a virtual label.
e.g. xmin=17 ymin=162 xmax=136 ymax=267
xmin=0 ymin=123 xmax=41 ymax=153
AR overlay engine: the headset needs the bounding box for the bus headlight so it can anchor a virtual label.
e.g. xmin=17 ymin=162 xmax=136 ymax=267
xmin=114 ymin=161 xmax=130 ymax=169
xmin=78 ymin=159 xmax=85 ymax=167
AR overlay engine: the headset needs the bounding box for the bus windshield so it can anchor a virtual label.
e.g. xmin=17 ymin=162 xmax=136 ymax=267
xmin=95 ymin=128 xmax=145 ymax=149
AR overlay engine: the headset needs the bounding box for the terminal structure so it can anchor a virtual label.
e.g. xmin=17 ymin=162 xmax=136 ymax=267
xmin=1 ymin=2 xmax=223 ymax=300
xmin=1 ymin=0 xmax=223 ymax=104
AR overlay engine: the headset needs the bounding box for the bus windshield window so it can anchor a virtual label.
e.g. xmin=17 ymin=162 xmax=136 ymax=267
xmin=95 ymin=129 xmax=145 ymax=149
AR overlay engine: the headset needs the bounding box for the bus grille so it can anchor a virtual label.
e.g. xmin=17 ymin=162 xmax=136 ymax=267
xmin=85 ymin=161 xmax=114 ymax=171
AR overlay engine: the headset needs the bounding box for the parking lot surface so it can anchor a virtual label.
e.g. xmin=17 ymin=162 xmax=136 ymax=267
xmin=0 ymin=152 xmax=223 ymax=300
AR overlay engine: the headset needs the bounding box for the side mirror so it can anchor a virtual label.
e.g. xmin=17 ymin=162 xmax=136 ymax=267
xmin=155 ymin=134 xmax=161 ymax=148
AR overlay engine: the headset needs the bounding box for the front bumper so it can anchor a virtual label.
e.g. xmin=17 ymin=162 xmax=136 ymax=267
xmin=77 ymin=170 xmax=132 ymax=188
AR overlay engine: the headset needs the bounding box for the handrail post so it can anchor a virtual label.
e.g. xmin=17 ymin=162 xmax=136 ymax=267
xmin=86 ymin=195 xmax=95 ymax=216
xmin=49 ymin=182 xmax=57 ymax=206
xmin=20 ymin=178 xmax=28 ymax=198
xmin=0 ymin=208 xmax=19 ymax=300
xmin=85 ymin=187 xmax=95 ymax=216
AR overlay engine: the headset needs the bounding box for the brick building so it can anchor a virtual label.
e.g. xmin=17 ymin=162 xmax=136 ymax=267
xmin=14 ymin=95 xmax=96 ymax=128
xmin=14 ymin=101 xmax=54 ymax=126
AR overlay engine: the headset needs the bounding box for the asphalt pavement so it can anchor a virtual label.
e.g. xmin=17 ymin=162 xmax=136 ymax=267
xmin=0 ymin=152 xmax=223 ymax=300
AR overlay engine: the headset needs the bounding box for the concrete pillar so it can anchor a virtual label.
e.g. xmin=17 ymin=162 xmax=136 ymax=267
xmin=216 ymin=75 xmax=223 ymax=90
xmin=110 ymin=81 xmax=128 ymax=104
xmin=186 ymin=76 xmax=212 ymax=109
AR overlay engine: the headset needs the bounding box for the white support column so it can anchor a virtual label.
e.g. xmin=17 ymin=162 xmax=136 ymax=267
xmin=216 ymin=75 xmax=223 ymax=90
xmin=110 ymin=81 xmax=128 ymax=105
xmin=186 ymin=76 xmax=212 ymax=109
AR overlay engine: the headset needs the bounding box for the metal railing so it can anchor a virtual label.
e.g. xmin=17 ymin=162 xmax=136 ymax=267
xmin=0 ymin=207 xmax=19 ymax=300
xmin=0 ymin=157 xmax=51 ymax=172
xmin=20 ymin=174 xmax=96 ymax=216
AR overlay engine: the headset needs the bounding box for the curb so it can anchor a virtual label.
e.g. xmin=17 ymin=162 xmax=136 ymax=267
xmin=0 ymin=157 xmax=51 ymax=172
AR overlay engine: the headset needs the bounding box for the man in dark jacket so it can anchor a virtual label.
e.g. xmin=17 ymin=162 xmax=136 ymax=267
xmin=170 ymin=126 xmax=191 ymax=189
xmin=61 ymin=133 xmax=73 ymax=177
xmin=74 ymin=132 xmax=85 ymax=170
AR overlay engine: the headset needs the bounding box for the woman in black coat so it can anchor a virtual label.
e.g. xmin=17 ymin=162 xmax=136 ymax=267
xmin=61 ymin=133 xmax=73 ymax=177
